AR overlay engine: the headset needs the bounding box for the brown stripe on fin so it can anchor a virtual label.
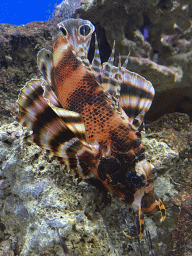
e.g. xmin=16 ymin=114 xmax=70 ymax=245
xmin=17 ymin=79 xmax=45 ymax=123
xmin=95 ymin=45 xmax=154 ymax=128
xmin=77 ymin=147 xmax=99 ymax=177
xmin=61 ymin=138 xmax=99 ymax=177
xmin=18 ymin=78 xmax=87 ymax=147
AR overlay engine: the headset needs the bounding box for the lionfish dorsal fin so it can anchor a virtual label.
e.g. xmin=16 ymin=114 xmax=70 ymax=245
xmin=108 ymin=41 xmax=115 ymax=65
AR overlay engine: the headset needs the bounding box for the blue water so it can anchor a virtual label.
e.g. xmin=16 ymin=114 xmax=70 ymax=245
xmin=0 ymin=0 xmax=61 ymax=25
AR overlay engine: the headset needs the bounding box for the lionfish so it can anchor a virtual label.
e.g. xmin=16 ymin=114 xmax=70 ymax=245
xmin=17 ymin=18 xmax=165 ymax=238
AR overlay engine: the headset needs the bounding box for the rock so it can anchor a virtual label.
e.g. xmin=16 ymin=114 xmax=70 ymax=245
xmin=0 ymin=112 xmax=191 ymax=255
xmin=0 ymin=22 xmax=52 ymax=124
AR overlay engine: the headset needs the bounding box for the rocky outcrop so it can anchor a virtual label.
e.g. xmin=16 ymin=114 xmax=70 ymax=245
xmin=0 ymin=21 xmax=52 ymax=124
xmin=0 ymin=112 xmax=191 ymax=255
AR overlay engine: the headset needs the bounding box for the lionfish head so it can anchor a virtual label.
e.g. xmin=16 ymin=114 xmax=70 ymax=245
xmin=56 ymin=18 xmax=95 ymax=54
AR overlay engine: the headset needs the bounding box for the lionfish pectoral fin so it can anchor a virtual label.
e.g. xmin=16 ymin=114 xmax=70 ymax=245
xmin=37 ymin=49 xmax=53 ymax=85
xmin=17 ymin=79 xmax=98 ymax=177
xmin=119 ymin=69 xmax=155 ymax=127
xmin=42 ymin=82 xmax=61 ymax=108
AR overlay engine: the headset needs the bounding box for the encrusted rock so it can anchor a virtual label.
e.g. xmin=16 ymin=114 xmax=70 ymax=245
xmin=0 ymin=112 xmax=191 ymax=255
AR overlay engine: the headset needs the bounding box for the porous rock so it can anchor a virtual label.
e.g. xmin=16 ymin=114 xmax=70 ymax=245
xmin=0 ymin=22 xmax=52 ymax=124
xmin=0 ymin=112 xmax=191 ymax=255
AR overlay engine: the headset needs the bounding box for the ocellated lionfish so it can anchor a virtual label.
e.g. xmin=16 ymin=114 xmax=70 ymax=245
xmin=17 ymin=18 xmax=165 ymax=238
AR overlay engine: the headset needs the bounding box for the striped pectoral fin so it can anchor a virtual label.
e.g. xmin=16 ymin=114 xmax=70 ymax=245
xmin=57 ymin=137 xmax=99 ymax=178
xmin=76 ymin=144 xmax=100 ymax=177
xmin=37 ymin=48 xmax=59 ymax=96
xmin=17 ymin=79 xmax=47 ymax=123
xmin=18 ymin=78 xmax=86 ymax=144
xmin=17 ymin=78 xmax=98 ymax=177
xmin=119 ymin=69 xmax=155 ymax=128
xmin=18 ymin=80 xmax=77 ymax=151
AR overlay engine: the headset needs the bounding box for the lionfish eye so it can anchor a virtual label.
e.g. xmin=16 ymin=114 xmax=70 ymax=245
xmin=60 ymin=27 xmax=67 ymax=36
xmin=79 ymin=25 xmax=91 ymax=36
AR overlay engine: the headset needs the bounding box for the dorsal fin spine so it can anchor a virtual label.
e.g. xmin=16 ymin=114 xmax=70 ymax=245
xmin=108 ymin=41 xmax=115 ymax=65
xmin=91 ymin=33 xmax=102 ymax=75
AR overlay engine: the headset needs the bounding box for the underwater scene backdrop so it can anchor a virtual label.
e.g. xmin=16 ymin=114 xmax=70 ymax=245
xmin=0 ymin=0 xmax=192 ymax=255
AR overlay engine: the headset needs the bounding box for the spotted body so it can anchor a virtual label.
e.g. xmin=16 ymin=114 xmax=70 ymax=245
xmin=17 ymin=18 xmax=165 ymax=237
